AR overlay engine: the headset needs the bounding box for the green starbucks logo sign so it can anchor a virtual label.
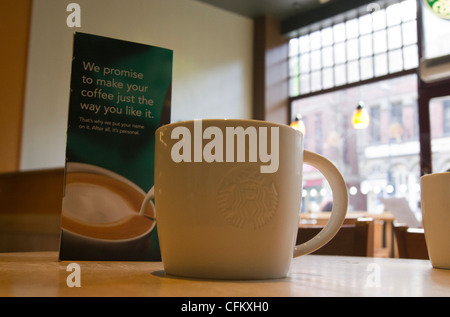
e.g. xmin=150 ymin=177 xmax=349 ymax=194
xmin=423 ymin=0 xmax=450 ymax=19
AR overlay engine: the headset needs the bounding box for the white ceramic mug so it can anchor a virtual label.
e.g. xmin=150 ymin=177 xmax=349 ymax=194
xmin=421 ymin=172 xmax=450 ymax=269
xmin=155 ymin=119 xmax=348 ymax=279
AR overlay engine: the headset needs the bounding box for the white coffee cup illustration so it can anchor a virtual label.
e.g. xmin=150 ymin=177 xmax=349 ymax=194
xmin=60 ymin=162 xmax=156 ymax=260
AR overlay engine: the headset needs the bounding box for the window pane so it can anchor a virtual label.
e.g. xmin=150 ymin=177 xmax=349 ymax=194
xmin=311 ymin=70 xmax=322 ymax=91
xmin=321 ymin=27 xmax=333 ymax=46
xmin=386 ymin=2 xmax=402 ymax=26
xmin=402 ymin=20 xmax=417 ymax=46
xmin=315 ymin=113 xmax=323 ymax=154
xmin=401 ymin=0 xmax=417 ymax=22
xmin=289 ymin=38 xmax=299 ymax=57
xmin=300 ymin=74 xmax=310 ymax=94
xmin=347 ymin=60 xmax=360 ymax=83
xmin=373 ymin=30 xmax=387 ymax=54
xmin=430 ymin=96 xmax=450 ymax=173
xmin=299 ymin=35 xmax=310 ymax=53
xmin=388 ymin=25 xmax=402 ymax=50
xmin=346 ymin=18 xmax=359 ymax=39
xmin=347 ymin=38 xmax=359 ymax=61
xmin=323 ymin=67 xmax=334 ymax=89
xmin=375 ymin=53 xmax=388 ymax=76
xmin=389 ymin=49 xmax=403 ymax=72
xmin=360 ymin=34 xmax=373 ymax=57
xmin=403 ymin=45 xmax=418 ymax=69
xmin=372 ymin=8 xmax=386 ymax=31
xmin=359 ymin=14 xmax=372 ymax=34
xmin=291 ymin=74 xmax=420 ymax=216
xmin=289 ymin=56 xmax=299 ymax=76
xmin=334 ymin=42 xmax=346 ymax=64
xmin=311 ymin=50 xmax=322 ymax=70
xmin=360 ymin=56 xmax=374 ymax=80
xmin=289 ymin=57 xmax=298 ymax=81
xmin=289 ymin=76 xmax=299 ymax=97
xmin=322 ymin=46 xmax=333 ymax=67
xmin=334 ymin=64 xmax=347 ymax=86
xmin=310 ymin=30 xmax=322 ymax=50
xmin=300 ymin=53 xmax=310 ymax=73
xmin=370 ymin=106 xmax=381 ymax=143
xmin=401 ymin=104 xmax=417 ymax=141
xmin=333 ymin=23 xmax=346 ymax=42
xmin=446 ymin=102 xmax=450 ymax=135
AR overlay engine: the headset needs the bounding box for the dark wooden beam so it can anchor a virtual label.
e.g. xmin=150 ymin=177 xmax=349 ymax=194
xmin=253 ymin=16 xmax=290 ymax=124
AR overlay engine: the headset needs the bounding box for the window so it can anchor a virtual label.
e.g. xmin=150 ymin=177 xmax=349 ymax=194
xmin=289 ymin=0 xmax=424 ymax=217
xmin=445 ymin=101 xmax=450 ymax=135
xmin=419 ymin=0 xmax=450 ymax=175
xmin=292 ymin=74 xmax=421 ymax=214
xmin=288 ymin=0 xmax=418 ymax=97
xmin=370 ymin=106 xmax=381 ymax=143
xmin=390 ymin=102 xmax=403 ymax=142
xmin=288 ymin=0 xmax=450 ymax=217
xmin=315 ymin=113 xmax=323 ymax=154
xmin=430 ymin=96 xmax=450 ymax=173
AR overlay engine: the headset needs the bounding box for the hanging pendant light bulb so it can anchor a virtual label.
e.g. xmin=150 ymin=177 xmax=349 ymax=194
xmin=290 ymin=113 xmax=306 ymax=135
xmin=352 ymin=103 xmax=370 ymax=129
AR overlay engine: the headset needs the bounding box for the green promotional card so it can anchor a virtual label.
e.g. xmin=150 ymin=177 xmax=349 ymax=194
xmin=59 ymin=32 xmax=172 ymax=260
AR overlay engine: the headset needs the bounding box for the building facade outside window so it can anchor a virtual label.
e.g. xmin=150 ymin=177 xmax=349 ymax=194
xmin=291 ymin=74 xmax=421 ymax=215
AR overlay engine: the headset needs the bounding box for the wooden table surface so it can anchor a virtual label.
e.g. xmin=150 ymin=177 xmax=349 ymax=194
xmin=0 ymin=252 xmax=449 ymax=297
xmin=299 ymin=211 xmax=395 ymax=222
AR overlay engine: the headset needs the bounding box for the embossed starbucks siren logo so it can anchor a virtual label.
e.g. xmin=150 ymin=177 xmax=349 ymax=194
xmin=217 ymin=165 xmax=278 ymax=230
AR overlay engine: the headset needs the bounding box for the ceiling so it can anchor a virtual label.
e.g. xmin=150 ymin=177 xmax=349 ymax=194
xmin=194 ymin=0 xmax=329 ymax=20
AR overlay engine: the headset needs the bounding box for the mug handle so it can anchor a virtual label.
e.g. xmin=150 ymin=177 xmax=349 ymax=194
xmin=139 ymin=185 xmax=156 ymax=219
xmin=293 ymin=150 xmax=348 ymax=257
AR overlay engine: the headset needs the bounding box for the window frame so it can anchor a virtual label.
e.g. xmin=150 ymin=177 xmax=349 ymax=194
xmin=288 ymin=0 xmax=419 ymax=99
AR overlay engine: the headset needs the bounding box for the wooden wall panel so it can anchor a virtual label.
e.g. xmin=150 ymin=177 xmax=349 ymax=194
xmin=0 ymin=0 xmax=32 ymax=173
xmin=0 ymin=167 xmax=64 ymax=252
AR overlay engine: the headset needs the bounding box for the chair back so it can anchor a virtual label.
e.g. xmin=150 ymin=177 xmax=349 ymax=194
xmin=296 ymin=218 xmax=374 ymax=257
xmin=393 ymin=224 xmax=429 ymax=259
